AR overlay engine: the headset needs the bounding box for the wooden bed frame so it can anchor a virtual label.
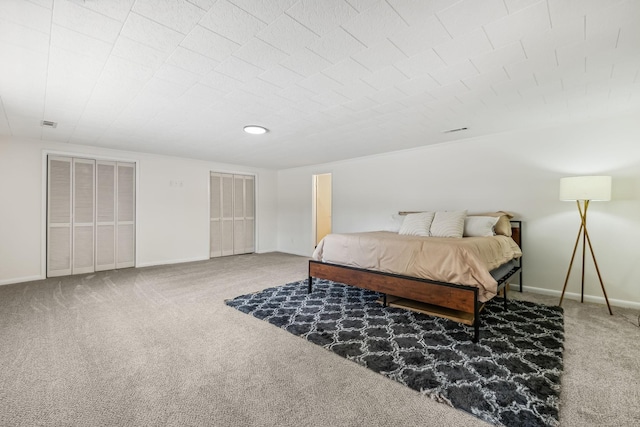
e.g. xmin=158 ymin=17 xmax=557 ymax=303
xmin=308 ymin=221 xmax=522 ymax=343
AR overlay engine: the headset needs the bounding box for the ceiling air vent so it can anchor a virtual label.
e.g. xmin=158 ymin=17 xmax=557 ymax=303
xmin=442 ymin=127 xmax=468 ymax=133
xmin=41 ymin=120 xmax=58 ymax=128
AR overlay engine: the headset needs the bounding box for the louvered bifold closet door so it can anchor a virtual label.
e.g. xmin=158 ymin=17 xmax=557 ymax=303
xmin=72 ymin=158 xmax=96 ymax=275
xmin=210 ymin=172 xmax=255 ymax=257
xmin=116 ymin=163 xmax=135 ymax=269
xmin=210 ymin=173 xmax=223 ymax=258
xmin=95 ymin=161 xmax=116 ymax=271
xmin=244 ymin=176 xmax=255 ymax=254
xmin=233 ymin=175 xmax=246 ymax=254
xmin=47 ymin=156 xmax=73 ymax=277
xmin=221 ymin=174 xmax=234 ymax=256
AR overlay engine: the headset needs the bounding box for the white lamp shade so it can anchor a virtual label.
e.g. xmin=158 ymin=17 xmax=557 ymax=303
xmin=559 ymin=176 xmax=612 ymax=201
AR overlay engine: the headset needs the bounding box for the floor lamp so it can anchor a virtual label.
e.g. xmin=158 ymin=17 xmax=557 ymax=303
xmin=558 ymin=176 xmax=613 ymax=315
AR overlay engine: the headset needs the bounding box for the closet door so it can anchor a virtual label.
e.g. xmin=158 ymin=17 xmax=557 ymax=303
xmin=72 ymin=158 xmax=96 ymax=275
xmin=95 ymin=161 xmax=116 ymax=271
xmin=210 ymin=172 xmax=255 ymax=257
xmin=232 ymin=175 xmax=255 ymax=255
xmin=244 ymin=176 xmax=255 ymax=254
xmin=116 ymin=162 xmax=135 ymax=268
xmin=221 ymin=174 xmax=234 ymax=256
xmin=47 ymin=156 xmax=72 ymax=277
xmin=210 ymin=173 xmax=222 ymax=258
xmin=233 ymin=175 xmax=246 ymax=255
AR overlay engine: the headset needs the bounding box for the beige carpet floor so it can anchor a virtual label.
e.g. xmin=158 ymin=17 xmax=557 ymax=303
xmin=1 ymin=252 xmax=639 ymax=426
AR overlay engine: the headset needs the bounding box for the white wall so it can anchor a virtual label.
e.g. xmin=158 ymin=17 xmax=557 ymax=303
xmin=277 ymin=114 xmax=640 ymax=308
xmin=0 ymin=136 xmax=278 ymax=285
xmin=3 ymin=113 xmax=639 ymax=308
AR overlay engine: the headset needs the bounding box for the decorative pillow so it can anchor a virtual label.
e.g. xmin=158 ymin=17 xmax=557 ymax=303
xmin=383 ymin=213 xmax=404 ymax=233
xmin=475 ymin=211 xmax=514 ymax=236
xmin=464 ymin=216 xmax=499 ymax=237
xmin=399 ymin=212 xmax=434 ymax=236
xmin=430 ymin=210 xmax=467 ymax=238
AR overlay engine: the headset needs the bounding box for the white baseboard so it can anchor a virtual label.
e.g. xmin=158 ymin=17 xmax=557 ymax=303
xmin=511 ymin=284 xmax=640 ymax=310
xmin=136 ymin=256 xmax=210 ymax=268
xmin=255 ymin=248 xmax=277 ymax=254
xmin=0 ymin=275 xmax=45 ymax=286
xmin=277 ymin=249 xmax=312 ymax=258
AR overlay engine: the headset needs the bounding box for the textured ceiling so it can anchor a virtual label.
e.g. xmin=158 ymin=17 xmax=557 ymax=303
xmin=1 ymin=0 xmax=639 ymax=169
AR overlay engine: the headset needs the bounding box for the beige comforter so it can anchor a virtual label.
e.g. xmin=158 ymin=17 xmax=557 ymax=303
xmin=312 ymin=231 xmax=522 ymax=302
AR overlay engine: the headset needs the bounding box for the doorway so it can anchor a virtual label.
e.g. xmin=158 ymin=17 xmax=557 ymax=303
xmin=313 ymin=173 xmax=332 ymax=247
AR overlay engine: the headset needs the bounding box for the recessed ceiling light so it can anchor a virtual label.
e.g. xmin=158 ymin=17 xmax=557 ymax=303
xmin=243 ymin=125 xmax=268 ymax=135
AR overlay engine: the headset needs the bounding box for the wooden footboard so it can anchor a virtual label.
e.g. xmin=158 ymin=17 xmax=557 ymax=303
xmin=309 ymin=260 xmax=483 ymax=342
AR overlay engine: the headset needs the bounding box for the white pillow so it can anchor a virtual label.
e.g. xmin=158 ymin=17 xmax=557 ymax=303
xmin=383 ymin=213 xmax=404 ymax=233
xmin=430 ymin=210 xmax=467 ymax=238
xmin=464 ymin=216 xmax=499 ymax=237
xmin=399 ymin=212 xmax=434 ymax=236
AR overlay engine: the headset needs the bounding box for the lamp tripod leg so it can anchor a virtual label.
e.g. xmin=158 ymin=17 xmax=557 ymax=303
xmin=583 ymin=227 xmax=613 ymax=315
xmin=559 ymin=222 xmax=583 ymax=307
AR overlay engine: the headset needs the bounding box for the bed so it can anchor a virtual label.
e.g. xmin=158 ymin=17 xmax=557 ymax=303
xmin=308 ymin=212 xmax=522 ymax=342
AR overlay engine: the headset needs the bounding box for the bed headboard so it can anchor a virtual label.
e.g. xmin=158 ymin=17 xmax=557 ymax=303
xmin=510 ymin=221 xmax=521 ymax=248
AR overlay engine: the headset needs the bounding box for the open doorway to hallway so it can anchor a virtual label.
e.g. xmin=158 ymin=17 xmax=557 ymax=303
xmin=313 ymin=173 xmax=332 ymax=248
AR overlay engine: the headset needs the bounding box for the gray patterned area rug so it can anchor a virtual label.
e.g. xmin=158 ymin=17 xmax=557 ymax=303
xmin=225 ymin=279 xmax=564 ymax=427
